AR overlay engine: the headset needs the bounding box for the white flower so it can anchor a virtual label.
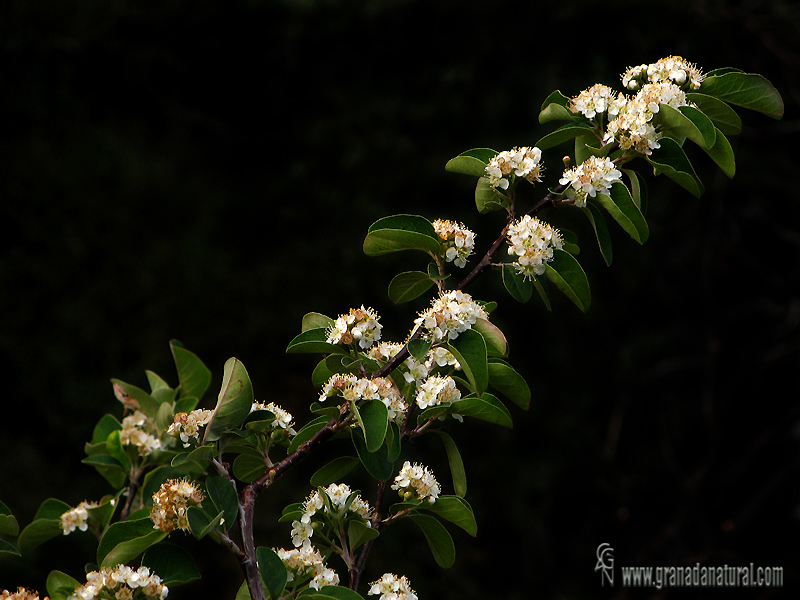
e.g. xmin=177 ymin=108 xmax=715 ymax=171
xmin=485 ymin=146 xmax=543 ymax=190
xmin=119 ymin=410 xmax=162 ymax=456
xmin=415 ymin=375 xmax=460 ymax=410
xmin=291 ymin=520 xmax=314 ymax=548
xmin=412 ymin=290 xmax=488 ymax=343
xmin=276 ymin=545 xmax=339 ymax=590
xmin=559 ymin=156 xmax=622 ymax=207
xmin=250 ymin=401 xmax=297 ymax=436
xmin=570 ymin=83 xmax=616 ymax=119
xmin=68 ymin=566 xmax=167 ymax=600
xmin=622 ymin=56 xmax=703 ymax=91
xmin=326 ymin=306 xmax=382 ymax=349
xmin=60 ymin=501 xmax=95 ymax=535
xmin=433 ymin=219 xmax=475 ymax=268
xmin=167 ymin=408 xmax=213 ymax=447
xmin=392 ymin=461 xmax=441 ymax=504
xmin=506 ymin=215 xmax=564 ymax=279
xmin=368 ymin=573 xmax=418 ymax=600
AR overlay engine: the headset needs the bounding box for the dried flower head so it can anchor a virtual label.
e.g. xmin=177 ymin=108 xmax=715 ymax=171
xmin=150 ymin=478 xmax=204 ymax=534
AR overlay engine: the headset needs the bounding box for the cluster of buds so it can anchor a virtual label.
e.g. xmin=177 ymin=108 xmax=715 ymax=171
xmin=485 ymin=146 xmax=544 ymax=190
xmin=67 ymin=565 xmax=168 ymax=600
xmin=166 ymin=408 xmax=213 ymax=447
xmin=412 ymin=290 xmax=488 ymax=343
xmin=150 ymin=478 xmax=204 ymax=534
xmin=291 ymin=483 xmax=372 ymax=548
xmin=559 ymin=156 xmax=622 ymax=207
xmin=119 ymin=411 xmax=162 ymax=457
xmin=326 ymin=306 xmax=382 ymax=349
xmin=622 ymin=55 xmax=703 ymax=91
xmin=391 ymin=461 xmax=440 ymax=504
xmin=60 ymin=500 xmax=97 ymax=535
xmin=506 ymin=215 xmax=564 ymax=279
xmin=368 ymin=573 xmax=418 ymax=600
xmin=250 ymin=401 xmax=297 ymax=436
xmin=432 ymin=219 xmax=475 ymax=268
xmin=275 ymin=545 xmax=339 ymax=591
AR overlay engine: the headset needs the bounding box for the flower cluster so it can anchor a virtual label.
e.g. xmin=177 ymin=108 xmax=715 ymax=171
xmin=622 ymin=55 xmax=703 ymax=91
xmin=391 ymin=461 xmax=440 ymax=504
xmin=368 ymin=343 xmax=461 ymax=387
xmin=275 ymin=546 xmax=340 ymax=591
xmin=67 ymin=565 xmax=168 ymax=600
xmin=412 ymin=290 xmax=488 ymax=343
xmin=60 ymin=501 xmax=97 ymax=535
xmin=432 ymin=219 xmax=475 ymax=268
xmin=0 ymin=588 xmax=44 ymax=600
xmin=291 ymin=483 xmax=372 ymax=548
xmin=569 ymin=83 xmax=616 ymax=119
xmin=506 ymin=215 xmax=564 ymax=278
xmin=368 ymin=573 xmax=418 ymax=600
xmin=250 ymin=401 xmax=297 ymax=436
xmin=326 ymin=306 xmax=382 ymax=349
xmin=119 ymin=411 xmax=162 ymax=457
xmin=150 ymin=478 xmax=204 ymax=534
xmin=166 ymin=408 xmax=213 ymax=447
xmin=318 ymin=374 xmax=407 ymax=423
xmin=415 ymin=375 xmax=460 ymax=410
xmin=559 ymin=156 xmax=622 ymax=208
xmin=485 ymin=146 xmax=544 ymax=190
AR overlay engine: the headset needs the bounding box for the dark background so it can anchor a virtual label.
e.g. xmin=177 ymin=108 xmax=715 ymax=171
xmin=2 ymin=0 xmax=799 ymax=598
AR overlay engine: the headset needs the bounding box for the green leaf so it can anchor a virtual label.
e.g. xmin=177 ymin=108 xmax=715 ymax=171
xmin=46 ymin=570 xmax=82 ymax=600
xmin=502 ymin=264 xmax=532 ymax=303
xmin=33 ymin=498 xmax=74 ymax=521
xmin=90 ymin=413 xmax=122 ymax=445
xmin=685 ymin=92 xmax=742 ymax=136
xmin=538 ymin=90 xmax=574 ymax=123
xmin=409 ymin=514 xmax=455 ymax=568
xmin=17 ymin=518 xmax=63 ymax=555
xmin=203 ymin=358 xmax=255 ymax=443
xmin=574 ymin=134 xmax=611 ymax=165
xmin=700 ymin=71 xmax=784 ymax=119
xmin=311 ymin=355 xmax=359 ymax=387
xmin=653 ymin=104 xmax=715 ymax=149
xmin=359 ymin=399 xmax=389 ymax=453
xmin=444 ymin=148 xmax=497 ymax=176
xmin=170 ymin=340 xmax=212 ymax=401
xmin=704 ymin=127 xmax=736 ymax=178
xmin=97 ymin=518 xmax=166 ymax=567
xmin=363 ymin=215 xmax=441 ymax=257
xmin=111 ymin=379 xmax=158 ymax=418
xmin=532 ymin=275 xmax=551 ymax=311
xmin=450 ymin=393 xmax=513 ymax=428
xmin=298 ymin=586 xmax=367 ymax=600
xmin=187 ymin=506 xmax=224 ymax=539
xmin=536 ymin=122 xmax=595 ymax=149
xmin=352 ymin=428 xmax=394 ymax=481
xmin=142 ymin=542 xmax=202 ymax=586
xmin=646 ymin=137 xmax=704 ymax=197
xmin=487 ymin=361 xmax=531 ymax=410
xmin=388 ymin=271 xmax=435 ymax=304
xmin=407 ymin=336 xmax=432 ymax=361
xmin=233 ymin=453 xmax=267 ymax=483
xmin=0 ymin=538 xmax=20 ymax=558
xmin=82 ymin=454 xmax=128 ymax=489
xmin=348 ymin=518 xmax=379 ymax=552
xmin=206 ymin=476 xmax=239 ymax=531
xmin=310 ymin=456 xmax=360 ymax=487
xmin=301 ymin=312 xmax=334 ymax=332
xmin=106 ymin=430 xmax=132 ymax=471
xmin=474 ymin=176 xmax=508 ymax=213
xmin=447 ymin=329 xmax=488 ymax=394
xmin=433 ymin=430 xmax=467 ymax=497
xmin=472 ymin=317 xmax=507 ymax=358
xmin=580 ymin=203 xmax=613 ymax=266
xmin=286 ymin=328 xmax=349 ymax=355
xmin=424 ymin=495 xmax=477 ymax=536
xmin=594 ymin=182 xmax=649 ymax=244
xmin=544 ymin=249 xmax=591 ymax=312
xmin=0 ymin=501 xmax=19 ymax=536
xmin=623 ymin=168 xmax=648 ymax=213
xmin=257 ymin=546 xmax=288 ymax=600
xmin=287 ymin=415 xmax=331 ymax=454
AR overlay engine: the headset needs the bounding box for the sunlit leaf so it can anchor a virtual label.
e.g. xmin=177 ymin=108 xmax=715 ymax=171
xmin=447 ymin=329 xmax=488 ymax=394
xmin=685 ymin=92 xmax=742 ymax=136
xmin=170 ymin=340 xmax=212 ymax=401
xmin=544 ymin=249 xmax=591 ymax=312
xmin=538 ymin=90 xmax=573 ymax=123
xmin=594 ymin=182 xmax=649 ymax=244
xmin=444 ymin=148 xmax=498 ymax=176
xmin=301 ymin=312 xmax=334 ymax=332
xmin=203 ymin=358 xmax=254 ymax=443
xmin=536 ymin=123 xmax=595 ymax=149
xmin=46 ymin=570 xmax=82 ymax=600
xmin=472 ymin=317 xmax=507 ymax=357
xmin=474 ymin=176 xmax=507 ymax=213
xmin=363 ymin=215 xmax=441 ymax=257
xmin=487 ymin=360 xmax=531 ymax=410
xmin=98 ymin=518 xmax=166 ymax=567
xmin=286 ymin=328 xmax=349 ymax=355
xmin=654 ymin=104 xmax=715 ymax=149
xmin=451 ymin=393 xmax=512 ymax=428
xmin=700 ymin=71 xmax=784 ymax=119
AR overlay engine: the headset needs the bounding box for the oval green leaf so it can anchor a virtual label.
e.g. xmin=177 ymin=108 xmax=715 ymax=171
xmin=433 ymin=430 xmax=467 ymax=498
xmin=502 ymin=264 xmax=532 ymax=304
xmin=536 ymin=123 xmax=595 ymax=149
xmin=363 ymin=215 xmax=441 ymax=257
xmin=445 ymin=148 xmax=498 ymax=176
xmin=142 ymin=542 xmax=202 ymax=586
xmin=593 ymin=182 xmax=649 ymax=244
xmin=685 ymin=92 xmax=742 ymax=136
xmin=447 ymin=328 xmax=488 ymax=394
xmin=388 ymin=271 xmax=435 ymax=304
xmin=170 ymin=340 xmax=212 ymax=401
xmin=580 ymin=203 xmax=613 ymax=266
xmin=257 ymin=546 xmax=288 ymax=600
xmin=424 ymin=495 xmax=477 ymax=536
xmin=409 ymin=514 xmax=455 ymax=568
xmin=487 ymin=361 xmax=531 ymax=410
xmin=544 ymin=249 xmax=591 ymax=312
xmin=700 ymin=71 xmax=784 ymax=119
xmin=450 ymin=393 xmax=512 ymax=429
xmin=203 ymin=358 xmax=254 ymax=443
xmin=646 ymin=137 xmax=704 ymax=197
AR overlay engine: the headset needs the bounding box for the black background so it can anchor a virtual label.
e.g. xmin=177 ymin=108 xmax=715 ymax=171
xmin=2 ymin=0 xmax=799 ymax=598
